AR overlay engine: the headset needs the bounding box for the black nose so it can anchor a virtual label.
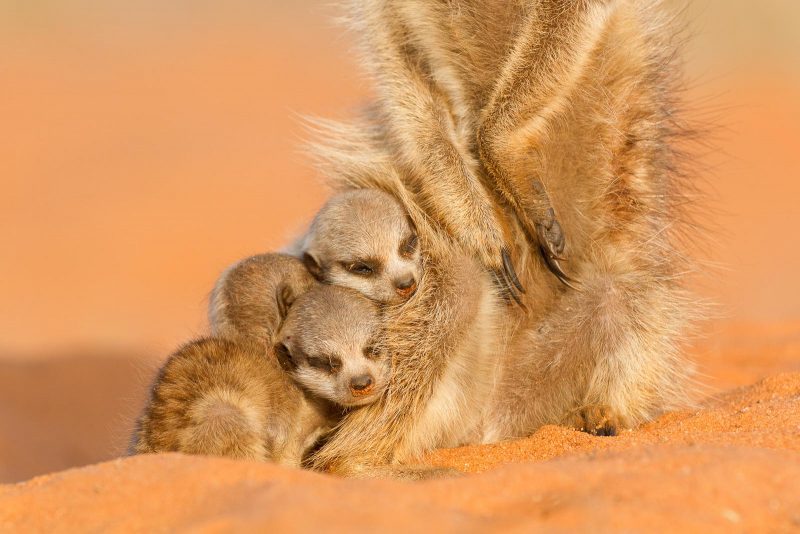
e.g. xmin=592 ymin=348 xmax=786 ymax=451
xmin=395 ymin=275 xmax=415 ymax=290
xmin=394 ymin=275 xmax=417 ymax=297
xmin=350 ymin=374 xmax=373 ymax=391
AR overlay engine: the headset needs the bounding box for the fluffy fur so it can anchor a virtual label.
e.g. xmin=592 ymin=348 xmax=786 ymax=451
xmin=305 ymin=0 xmax=700 ymax=475
xmin=130 ymin=337 xmax=336 ymax=466
xmin=274 ymin=285 xmax=391 ymax=409
xmin=307 ymin=246 xmax=506 ymax=479
xmin=208 ymin=253 xmax=316 ymax=344
xmin=132 ymin=258 xmax=390 ymax=466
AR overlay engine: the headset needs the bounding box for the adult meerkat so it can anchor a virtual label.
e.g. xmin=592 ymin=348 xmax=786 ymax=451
xmin=301 ymin=189 xmax=422 ymax=306
xmin=304 ymin=0 xmax=697 ymax=476
xmin=132 ymin=275 xmax=390 ymax=466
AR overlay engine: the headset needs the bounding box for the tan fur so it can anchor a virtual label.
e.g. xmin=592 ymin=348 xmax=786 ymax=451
xmin=130 ymin=337 xmax=336 ymax=467
xmin=305 ymin=0 xmax=699 ymax=475
xmin=133 ymin=260 xmax=390 ymax=466
xmin=320 ymin=0 xmax=513 ymax=279
xmin=301 ymin=190 xmax=423 ymax=306
xmin=209 ymin=253 xmax=316 ymax=344
xmin=274 ymin=285 xmax=391 ymax=409
xmin=305 ymin=210 xmax=507 ymax=478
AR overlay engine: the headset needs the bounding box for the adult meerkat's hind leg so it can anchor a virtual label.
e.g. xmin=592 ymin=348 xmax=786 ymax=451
xmin=346 ymin=0 xmax=524 ymax=301
xmin=476 ymin=0 xmax=619 ymax=287
xmin=491 ymin=259 xmax=696 ymax=440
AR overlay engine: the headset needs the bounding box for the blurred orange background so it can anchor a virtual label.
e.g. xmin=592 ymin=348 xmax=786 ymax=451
xmin=1 ymin=1 xmax=799 ymax=482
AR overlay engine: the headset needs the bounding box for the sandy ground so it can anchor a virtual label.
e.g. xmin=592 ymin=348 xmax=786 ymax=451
xmin=1 ymin=331 xmax=799 ymax=531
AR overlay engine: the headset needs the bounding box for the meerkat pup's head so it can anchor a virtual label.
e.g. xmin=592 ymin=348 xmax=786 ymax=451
xmin=302 ymin=189 xmax=421 ymax=305
xmin=274 ymin=284 xmax=389 ymax=408
xmin=209 ymin=253 xmax=317 ymax=343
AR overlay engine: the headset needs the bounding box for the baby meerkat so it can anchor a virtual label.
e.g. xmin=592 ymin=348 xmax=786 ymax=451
xmin=131 ymin=283 xmax=389 ymax=467
xmin=301 ymin=189 xmax=422 ymax=306
xmin=275 ymin=284 xmax=390 ymax=408
xmin=209 ymin=252 xmax=316 ymax=344
xmin=210 ymin=251 xmax=390 ymax=407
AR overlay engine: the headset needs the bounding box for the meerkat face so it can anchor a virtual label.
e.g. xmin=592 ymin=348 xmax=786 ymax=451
xmin=274 ymin=285 xmax=390 ymax=408
xmin=302 ymin=189 xmax=422 ymax=306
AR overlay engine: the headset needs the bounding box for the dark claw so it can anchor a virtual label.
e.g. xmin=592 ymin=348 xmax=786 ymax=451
xmin=490 ymin=266 xmax=528 ymax=311
xmin=528 ymin=179 xmax=575 ymax=288
xmin=550 ymin=218 xmax=566 ymax=256
xmin=501 ymin=247 xmax=525 ymax=294
xmin=535 ymin=216 xmax=577 ymax=290
xmin=505 ymin=282 xmax=527 ymax=311
xmin=540 ymin=248 xmax=579 ymax=291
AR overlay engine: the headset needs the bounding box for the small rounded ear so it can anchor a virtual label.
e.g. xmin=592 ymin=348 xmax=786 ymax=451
xmin=274 ymin=342 xmax=295 ymax=372
xmin=276 ymin=282 xmax=296 ymax=321
xmin=302 ymin=252 xmax=323 ymax=281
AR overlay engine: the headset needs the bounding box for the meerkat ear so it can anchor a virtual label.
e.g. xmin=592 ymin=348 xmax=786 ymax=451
xmin=276 ymin=282 xmax=297 ymax=321
xmin=274 ymin=342 xmax=295 ymax=371
xmin=302 ymin=252 xmax=323 ymax=281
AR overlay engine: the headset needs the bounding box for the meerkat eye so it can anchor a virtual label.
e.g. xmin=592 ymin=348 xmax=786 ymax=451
xmin=307 ymin=355 xmax=342 ymax=374
xmin=307 ymin=355 xmax=333 ymax=373
xmin=363 ymin=344 xmax=381 ymax=360
xmin=344 ymin=261 xmax=375 ymax=276
xmin=400 ymin=233 xmax=418 ymax=258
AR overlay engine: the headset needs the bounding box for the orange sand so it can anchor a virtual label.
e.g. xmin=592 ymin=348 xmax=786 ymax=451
xmin=1 ymin=325 xmax=799 ymax=531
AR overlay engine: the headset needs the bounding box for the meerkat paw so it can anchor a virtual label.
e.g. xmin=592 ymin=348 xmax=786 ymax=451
xmin=464 ymin=223 xmax=526 ymax=308
xmin=567 ymin=405 xmax=621 ymax=437
xmin=525 ymin=180 xmax=578 ymax=290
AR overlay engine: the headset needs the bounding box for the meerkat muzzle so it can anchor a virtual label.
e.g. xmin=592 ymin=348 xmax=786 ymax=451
xmin=349 ymin=374 xmax=375 ymax=396
xmin=394 ymin=277 xmax=417 ymax=298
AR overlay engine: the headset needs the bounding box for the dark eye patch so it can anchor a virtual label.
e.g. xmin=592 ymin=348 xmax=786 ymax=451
xmin=274 ymin=342 xmax=294 ymax=371
xmin=307 ymin=354 xmax=342 ymax=374
xmin=341 ymin=258 xmax=381 ymax=277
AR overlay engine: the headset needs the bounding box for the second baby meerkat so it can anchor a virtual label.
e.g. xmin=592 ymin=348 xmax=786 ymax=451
xmin=132 ymin=283 xmax=389 ymax=466
xmin=301 ymin=189 xmax=422 ymax=306
xmin=208 ymin=252 xmax=316 ymax=344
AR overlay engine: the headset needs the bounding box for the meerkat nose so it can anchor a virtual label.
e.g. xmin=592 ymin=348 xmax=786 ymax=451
xmin=394 ymin=275 xmax=417 ymax=298
xmin=350 ymin=374 xmax=374 ymax=395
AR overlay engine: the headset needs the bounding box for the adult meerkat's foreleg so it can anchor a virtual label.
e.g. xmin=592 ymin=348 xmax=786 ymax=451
xmin=477 ymin=0 xmax=618 ymax=286
xmin=349 ymin=0 xmax=524 ymax=300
